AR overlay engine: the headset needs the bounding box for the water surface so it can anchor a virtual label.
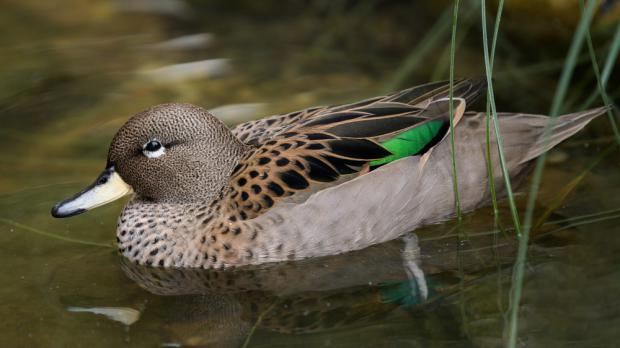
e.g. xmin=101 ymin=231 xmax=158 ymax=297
xmin=1 ymin=1 xmax=620 ymax=347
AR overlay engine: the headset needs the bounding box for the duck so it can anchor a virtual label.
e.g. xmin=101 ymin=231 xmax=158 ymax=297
xmin=51 ymin=78 xmax=607 ymax=269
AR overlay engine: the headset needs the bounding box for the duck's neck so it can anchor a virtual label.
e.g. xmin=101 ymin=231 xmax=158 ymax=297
xmin=116 ymin=197 xmax=224 ymax=267
xmin=193 ymin=138 xmax=251 ymax=203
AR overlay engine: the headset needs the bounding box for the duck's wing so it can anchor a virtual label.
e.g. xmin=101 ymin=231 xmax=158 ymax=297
xmin=231 ymin=78 xmax=485 ymax=146
xmin=219 ymin=97 xmax=468 ymax=221
xmin=245 ymin=107 xmax=607 ymax=263
xmin=232 ymin=105 xmax=325 ymax=146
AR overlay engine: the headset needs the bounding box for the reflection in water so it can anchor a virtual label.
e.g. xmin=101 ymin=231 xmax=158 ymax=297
xmin=210 ymin=103 xmax=268 ymax=125
xmin=400 ymin=234 xmax=428 ymax=302
xmin=144 ymin=33 xmax=214 ymax=51
xmin=66 ymin=306 xmax=141 ymax=326
xmin=119 ymin=235 xmax=432 ymax=346
xmin=117 ymin=0 xmax=192 ymax=18
xmin=141 ymin=58 xmax=232 ymax=83
xmin=114 ymin=230 xmax=529 ymax=346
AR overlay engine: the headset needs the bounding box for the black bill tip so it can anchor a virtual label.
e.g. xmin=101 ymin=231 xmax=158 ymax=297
xmin=51 ymin=202 xmax=86 ymax=218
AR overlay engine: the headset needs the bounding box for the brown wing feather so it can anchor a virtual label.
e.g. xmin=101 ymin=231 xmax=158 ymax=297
xmin=231 ymin=78 xmax=485 ymax=146
xmin=224 ymin=99 xmax=469 ymax=223
xmin=231 ymin=106 xmax=324 ymax=146
xmin=226 ymin=131 xmax=390 ymax=220
xmin=220 ymin=79 xmax=484 ymax=222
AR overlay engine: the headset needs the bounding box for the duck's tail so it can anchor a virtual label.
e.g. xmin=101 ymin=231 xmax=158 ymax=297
xmin=517 ymin=106 xmax=610 ymax=163
xmin=493 ymin=106 xmax=609 ymax=166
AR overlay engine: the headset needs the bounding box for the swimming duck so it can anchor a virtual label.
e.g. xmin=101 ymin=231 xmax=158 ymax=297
xmin=51 ymin=79 xmax=606 ymax=269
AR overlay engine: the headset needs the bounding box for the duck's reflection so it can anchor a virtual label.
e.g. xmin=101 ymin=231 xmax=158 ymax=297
xmin=56 ymin=223 xmax=520 ymax=347
xmin=120 ymin=233 xmax=445 ymax=346
xmin=122 ymin=235 xmax=429 ymax=346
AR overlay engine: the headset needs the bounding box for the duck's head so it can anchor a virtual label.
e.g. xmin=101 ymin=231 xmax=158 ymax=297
xmin=51 ymin=103 xmax=249 ymax=218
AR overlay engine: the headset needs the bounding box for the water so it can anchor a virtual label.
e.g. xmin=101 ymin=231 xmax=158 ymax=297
xmin=2 ymin=1 xmax=620 ymax=347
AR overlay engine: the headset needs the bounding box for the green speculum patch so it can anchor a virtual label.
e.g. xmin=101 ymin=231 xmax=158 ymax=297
xmin=370 ymin=119 xmax=447 ymax=166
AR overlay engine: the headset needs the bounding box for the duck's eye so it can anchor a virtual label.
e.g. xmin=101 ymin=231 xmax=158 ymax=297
xmin=142 ymin=139 xmax=166 ymax=158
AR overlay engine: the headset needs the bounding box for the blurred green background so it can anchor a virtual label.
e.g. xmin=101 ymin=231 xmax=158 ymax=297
xmin=1 ymin=0 xmax=619 ymax=347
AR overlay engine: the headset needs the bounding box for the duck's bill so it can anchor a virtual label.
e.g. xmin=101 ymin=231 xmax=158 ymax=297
xmin=51 ymin=166 xmax=133 ymax=218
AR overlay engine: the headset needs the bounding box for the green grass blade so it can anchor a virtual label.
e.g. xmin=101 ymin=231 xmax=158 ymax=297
xmin=431 ymin=2 xmax=481 ymax=81
xmin=532 ymin=144 xmax=616 ymax=232
xmin=242 ymin=301 xmax=277 ymax=348
xmin=549 ymin=0 xmax=598 ymax=117
xmin=483 ymin=0 xmax=505 ymax=223
xmin=601 ymin=21 xmax=620 ymax=85
xmin=578 ymin=0 xmax=620 ymax=143
xmin=480 ymin=0 xmax=521 ymax=237
xmin=509 ymin=1 xmax=599 ymax=347
xmin=580 ymin=20 xmax=619 ymax=109
xmin=449 ymin=2 xmax=467 ymax=336
xmin=485 ymin=1 xmax=507 ymax=323
xmin=481 ymin=3 xmax=527 ymax=344
xmin=449 ymin=0 xmax=462 ymax=221
xmin=0 ymin=218 xmax=113 ymax=248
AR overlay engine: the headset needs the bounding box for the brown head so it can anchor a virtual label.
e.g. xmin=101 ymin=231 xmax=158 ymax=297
xmin=51 ymin=103 xmax=250 ymax=217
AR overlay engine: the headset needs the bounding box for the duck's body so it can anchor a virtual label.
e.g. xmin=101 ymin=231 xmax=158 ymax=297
xmin=52 ymin=79 xmax=606 ymax=269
